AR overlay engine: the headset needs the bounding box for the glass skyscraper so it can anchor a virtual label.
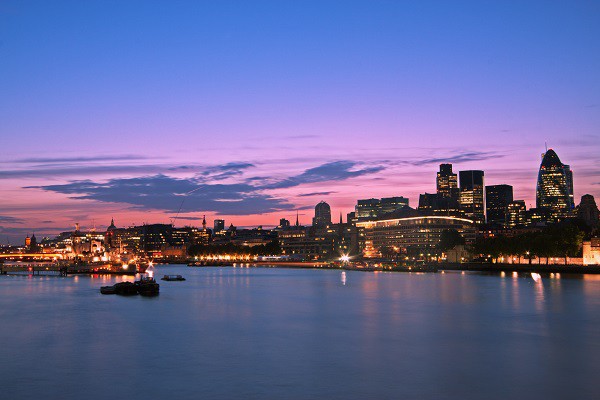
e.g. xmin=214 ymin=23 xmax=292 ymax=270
xmin=536 ymin=149 xmax=573 ymax=221
xmin=436 ymin=164 xmax=458 ymax=199
xmin=459 ymin=170 xmax=485 ymax=224
xmin=486 ymin=184 xmax=514 ymax=225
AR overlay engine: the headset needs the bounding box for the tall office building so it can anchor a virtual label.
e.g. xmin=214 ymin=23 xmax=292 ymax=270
xmin=486 ymin=184 xmax=513 ymax=225
xmin=506 ymin=200 xmax=527 ymax=228
xmin=214 ymin=219 xmax=225 ymax=232
xmin=564 ymin=164 xmax=574 ymax=210
xmin=437 ymin=164 xmax=458 ymax=198
xmin=313 ymin=201 xmax=332 ymax=228
xmin=536 ymin=149 xmax=573 ymax=221
xmin=459 ymin=170 xmax=485 ymax=224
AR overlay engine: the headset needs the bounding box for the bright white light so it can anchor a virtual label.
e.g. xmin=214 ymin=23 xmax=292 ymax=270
xmin=340 ymin=255 xmax=350 ymax=263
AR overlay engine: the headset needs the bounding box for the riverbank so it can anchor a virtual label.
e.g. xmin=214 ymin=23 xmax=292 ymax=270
xmin=189 ymin=260 xmax=600 ymax=274
xmin=441 ymin=262 xmax=600 ymax=274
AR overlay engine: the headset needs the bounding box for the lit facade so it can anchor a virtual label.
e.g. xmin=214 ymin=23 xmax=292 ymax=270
xmin=356 ymin=216 xmax=476 ymax=257
xmin=436 ymin=163 xmax=458 ymax=199
xmin=583 ymin=238 xmax=600 ymax=266
xmin=506 ymin=200 xmax=527 ymax=228
xmin=355 ymin=197 xmax=409 ymax=219
xmin=459 ymin=170 xmax=485 ymax=224
xmin=536 ymin=149 xmax=573 ymax=221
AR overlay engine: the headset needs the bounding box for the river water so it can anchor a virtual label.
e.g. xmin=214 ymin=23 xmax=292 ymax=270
xmin=1 ymin=265 xmax=599 ymax=400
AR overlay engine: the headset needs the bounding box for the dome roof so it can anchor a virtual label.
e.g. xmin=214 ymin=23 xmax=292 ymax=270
xmin=315 ymin=201 xmax=330 ymax=211
xmin=540 ymin=149 xmax=563 ymax=168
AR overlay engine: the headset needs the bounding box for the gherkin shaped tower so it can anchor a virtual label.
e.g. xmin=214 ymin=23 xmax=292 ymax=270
xmin=536 ymin=149 xmax=573 ymax=221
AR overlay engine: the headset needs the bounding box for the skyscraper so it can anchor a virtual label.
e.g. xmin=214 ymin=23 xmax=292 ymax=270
xmin=437 ymin=164 xmax=458 ymax=199
xmin=214 ymin=219 xmax=225 ymax=232
xmin=313 ymin=201 xmax=332 ymax=228
xmin=506 ymin=200 xmax=527 ymax=228
xmin=486 ymin=184 xmax=513 ymax=225
xmin=434 ymin=164 xmax=460 ymax=215
xmin=536 ymin=149 xmax=573 ymax=221
xmin=459 ymin=170 xmax=485 ymax=223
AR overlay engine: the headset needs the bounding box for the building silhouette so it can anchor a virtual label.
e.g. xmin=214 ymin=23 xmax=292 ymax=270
xmin=536 ymin=149 xmax=573 ymax=221
xmin=486 ymin=184 xmax=513 ymax=225
xmin=577 ymin=194 xmax=599 ymax=229
xmin=214 ymin=219 xmax=225 ymax=232
xmin=313 ymin=201 xmax=332 ymax=228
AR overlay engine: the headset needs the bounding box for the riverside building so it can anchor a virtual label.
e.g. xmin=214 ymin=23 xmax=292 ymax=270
xmin=356 ymin=213 xmax=476 ymax=258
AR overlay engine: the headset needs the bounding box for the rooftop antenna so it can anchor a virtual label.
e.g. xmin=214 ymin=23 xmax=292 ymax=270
xmin=545 ymin=142 xmax=548 ymax=152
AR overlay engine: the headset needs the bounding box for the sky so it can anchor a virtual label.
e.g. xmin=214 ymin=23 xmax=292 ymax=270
xmin=1 ymin=0 xmax=599 ymax=242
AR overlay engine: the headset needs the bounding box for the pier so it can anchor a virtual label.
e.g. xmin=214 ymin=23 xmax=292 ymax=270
xmin=0 ymin=263 xmax=137 ymax=277
xmin=0 ymin=264 xmax=68 ymax=276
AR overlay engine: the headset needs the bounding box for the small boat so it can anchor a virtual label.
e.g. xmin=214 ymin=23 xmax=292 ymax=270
xmin=161 ymin=274 xmax=186 ymax=281
xmin=100 ymin=285 xmax=117 ymax=295
xmin=135 ymin=276 xmax=160 ymax=297
xmin=100 ymin=281 xmax=139 ymax=295
xmin=114 ymin=281 xmax=139 ymax=296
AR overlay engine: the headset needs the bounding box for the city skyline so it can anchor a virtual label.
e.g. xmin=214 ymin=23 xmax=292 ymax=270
xmin=1 ymin=1 xmax=599 ymax=241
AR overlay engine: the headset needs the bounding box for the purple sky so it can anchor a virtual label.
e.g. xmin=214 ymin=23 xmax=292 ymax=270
xmin=1 ymin=1 xmax=599 ymax=242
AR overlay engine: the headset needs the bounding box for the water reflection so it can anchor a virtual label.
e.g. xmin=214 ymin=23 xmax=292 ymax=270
xmin=533 ymin=274 xmax=545 ymax=312
xmin=2 ymin=266 xmax=600 ymax=400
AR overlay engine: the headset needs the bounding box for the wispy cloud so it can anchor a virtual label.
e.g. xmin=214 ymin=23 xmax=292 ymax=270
xmin=404 ymin=151 xmax=504 ymax=166
xmin=0 ymin=161 xmax=256 ymax=181
xmin=261 ymin=161 xmax=385 ymax=189
xmin=197 ymin=162 xmax=255 ymax=181
xmin=25 ymin=160 xmax=384 ymax=215
xmin=0 ymin=165 xmax=165 ymax=179
xmin=297 ymin=191 xmax=336 ymax=197
xmin=4 ymin=155 xmax=150 ymax=164
xmin=27 ymin=175 xmax=295 ymax=215
xmin=0 ymin=216 xmax=24 ymax=224
xmin=168 ymin=216 xmax=205 ymax=221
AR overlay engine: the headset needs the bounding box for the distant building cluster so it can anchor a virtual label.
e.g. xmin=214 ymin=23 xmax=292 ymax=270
xmin=3 ymin=148 xmax=599 ymax=264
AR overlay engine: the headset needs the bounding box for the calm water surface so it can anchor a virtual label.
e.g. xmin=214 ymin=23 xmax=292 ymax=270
xmin=1 ymin=266 xmax=599 ymax=400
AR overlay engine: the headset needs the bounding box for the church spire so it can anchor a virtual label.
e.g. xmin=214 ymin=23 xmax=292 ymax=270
xmin=295 ymin=210 xmax=299 ymax=227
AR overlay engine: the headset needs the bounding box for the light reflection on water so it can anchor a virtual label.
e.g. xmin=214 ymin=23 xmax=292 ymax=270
xmin=1 ymin=265 xmax=599 ymax=400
